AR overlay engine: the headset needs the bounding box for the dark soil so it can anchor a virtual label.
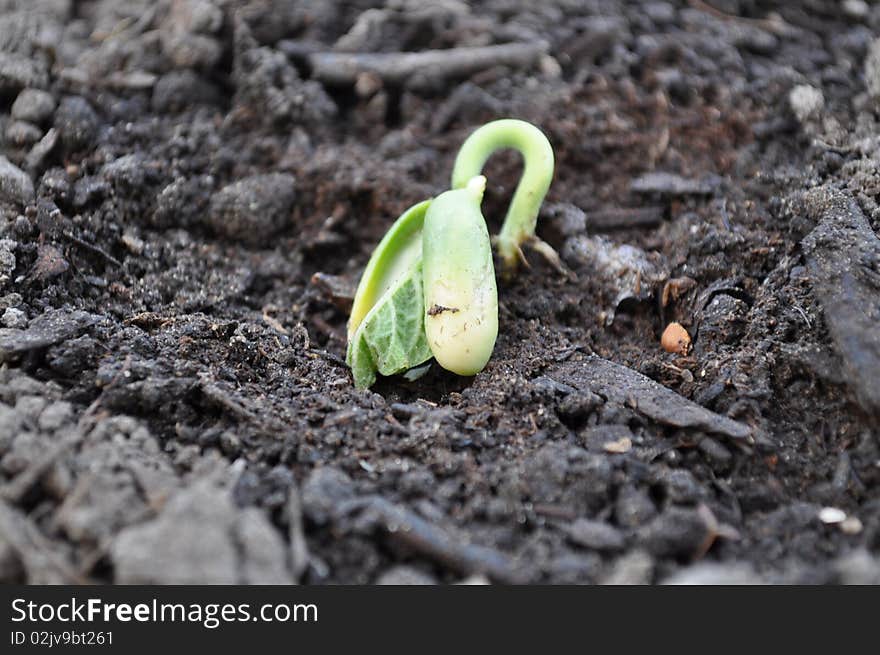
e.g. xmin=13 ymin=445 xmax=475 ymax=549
xmin=1 ymin=0 xmax=879 ymax=585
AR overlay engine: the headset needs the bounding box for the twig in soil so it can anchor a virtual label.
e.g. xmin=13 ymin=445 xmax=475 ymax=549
xmin=307 ymin=348 xmax=349 ymax=369
xmin=687 ymin=0 xmax=791 ymax=35
xmin=305 ymin=42 xmax=547 ymax=88
xmin=548 ymin=355 xmax=754 ymax=443
xmin=62 ymin=231 xmax=123 ymax=268
xmin=342 ymin=496 xmax=528 ymax=583
xmin=802 ymin=188 xmax=880 ymax=417
xmin=587 ymin=207 xmax=665 ymax=231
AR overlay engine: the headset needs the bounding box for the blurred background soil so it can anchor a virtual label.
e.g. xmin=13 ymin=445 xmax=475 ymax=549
xmin=0 ymin=0 xmax=879 ymax=584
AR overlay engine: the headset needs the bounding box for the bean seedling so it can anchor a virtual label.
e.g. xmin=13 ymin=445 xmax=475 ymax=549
xmin=346 ymin=119 xmax=555 ymax=389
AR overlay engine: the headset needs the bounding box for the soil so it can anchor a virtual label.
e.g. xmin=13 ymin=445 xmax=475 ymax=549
xmin=1 ymin=0 xmax=879 ymax=585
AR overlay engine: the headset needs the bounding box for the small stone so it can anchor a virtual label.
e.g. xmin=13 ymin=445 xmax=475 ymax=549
xmin=557 ymin=391 xmax=603 ymax=425
xmin=219 ymin=430 xmax=241 ymax=457
xmin=0 ymin=240 xmax=15 ymax=283
xmin=654 ymin=469 xmax=705 ymax=504
xmin=865 ymin=38 xmax=880 ymax=99
xmin=32 ymin=243 xmax=69 ymax=280
xmin=121 ymin=233 xmax=145 ymax=255
xmin=37 ymin=401 xmax=73 ymax=432
xmin=25 ymin=128 xmax=59 ymax=172
xmin=542 ymin=202 xmax=587 ymax=239
xmin=189 ymin=0 xmax=224 ymax=34
xmin=5 ymin=120 xmax=42 ymax=147
xmin=643 ymin=2 xmax=676 ymax=24
xmin=566 ymin=518 xmax=626 ymax=551
xmin=11 ymin=89 xmax=56 ymax=124
xmin=615 ymin=485 xmax=657 ymax=528
xmin=112 ymin=482 xmax=237 ymax=584
xmin=102 ymin=154 xmax=149 ymax=194
xmin=603 ymin=436 xmax=632 ymax=454
xmin=0 ymin=293 xmax=23 ymax=311
xmin=54 ymin=96 xmax=99 ymax=153
xmin=840 ymin=516 xmax=863 ymax=535
xmin=15 ymin=395 xmax=47 ymax=419
xmin=602 ymin=550 xmax=654 ymax=585
xmin=0 ymin=309 xmax=98 ymax=362
xmin=789 ymin=84 xmax=825 ymax=124
xmin=301 ymin=466 xmax=355 ymax=524
xmin=72 ymin=175 xmax=110 ymax=209
xmin=163 ymin=32 xmax=222 ymax=70
xmin=1 ymin=308 xmax=26 ymax=329
xmin=663 ymin=562 xmax=763 ymax=585
xmin=0 ymin=53 xmax=48 ymax=94
xmin=207 ymin=174 xmax=297 ymax=246
xmin=637 ymin=508 xmax=709 ymax=558
xmin=580 ymin=424 xmax=635 ymax=452
xmin=38 ymin=168 xmax=72 ymax=205
xmin=12 ymin=216 xmax=33 ymax=239
xmin=843 ymin=0 xmax=869 ymax=19
xmin=0 ymin=156 xmax=35 ymax=208
xmin=151 ymin=70 xmax=221 ymax=113
xmin=818 ymin=506 xmax=847 ymax=524
xmin=375 ymin=565 xmax=437 ymax=585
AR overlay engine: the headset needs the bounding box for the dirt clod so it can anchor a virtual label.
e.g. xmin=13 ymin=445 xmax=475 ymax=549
xmin=0 ymin=0 xmax=877 ymax=586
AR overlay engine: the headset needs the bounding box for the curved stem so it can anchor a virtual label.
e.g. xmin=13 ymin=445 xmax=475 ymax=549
xmin=451 ymin=119 xmax=554 ymax=271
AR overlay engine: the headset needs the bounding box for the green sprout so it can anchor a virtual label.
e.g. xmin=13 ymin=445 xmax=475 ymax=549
xmin=346 ymin=119 xmax=555 ymax=389
xmin=451 ymin=119 xmax=555 ymax=272
xmin=422 ymin=175 xmax=498 ymax=376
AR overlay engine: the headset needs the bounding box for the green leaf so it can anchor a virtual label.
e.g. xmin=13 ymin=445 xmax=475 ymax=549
xmin=346 ymin=200 xmax=434 ymax=389
xmin=347 ymin=262 xmax=433 ymax=389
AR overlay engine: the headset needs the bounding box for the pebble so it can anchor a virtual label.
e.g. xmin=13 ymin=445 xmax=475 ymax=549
xmin=1 ymin=308 xmax=26 ymax=329
xmin=151 ymin=69 xmax=220 ymax=113
xmin=38 ymin=168 xmax=71 ymax=205
xmin=0 ymin=156 xmax=35 ymax=208
xmin=843 ymin=0 xmax=870 ymax=19
xmin=789 ymin=84 xmax=825 ymax=124
xmin=301 ymin=466 xmax=355 ymax=525
xmin=54 ymin=96 xmax=99 ymax=152
xmin=643 ymin=2 xmax=676 ymax=25
xmin=566 ymin=518 xmax=626 ymax=551
xmin=207 ymin=173 xmax=297 ymax=246
xmin=637 ymin=507 xmax=709 ymax=558
xmin=37 ymin=401 xmax=73 ymax=432
xmin=25 ymin=128 xmax=59 ymax=171
xmin=818 ymin=506 xmax=847 ymax=524
xmin=602 ymin=549 xmax=654 ymax=585
xmin=0 ymin=240 xmax=15 ymax=282
xmin=4 ymin=120 xmax=42 ymax=147
xmin=615 ymin=485 xmax=658 ymax=528
xmin=163 ymin=32 xmax=222 ymax=70
xmin=865 ymin=38 xmax=880 ymax=99
xmin=112 ymin=481 xmax=291 ymax=584
xmin=0 ymin=53 xmax=48 ymax=94
xmin=557 ymin=390 xmax=603 ymax=425
xmin=375 ymin=566 xmax=437 ymax=585
xmin=542 ymin=202 xmax=587 ymax=238
xmin=11 ymin=89 xmax=56 ymax=124
xmin=663 ymin=562 xmax=763 ymax=585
